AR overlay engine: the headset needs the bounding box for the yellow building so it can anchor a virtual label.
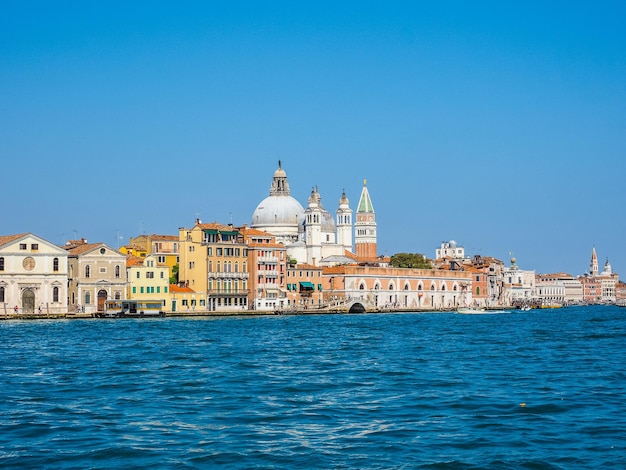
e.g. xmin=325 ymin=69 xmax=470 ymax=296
xmin=178 ymin=221 xmax=249 ymax=312
xmin=129 ymin=234 xmax=179 ymax=281
xmin=126 ymin=254 xmax=171 ymax=309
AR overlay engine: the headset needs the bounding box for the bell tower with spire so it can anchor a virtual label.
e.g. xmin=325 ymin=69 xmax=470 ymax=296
xmin=355 ymin=179 xmax=377 ymax=260
xmin=590 ymin=247 xmax=599 ymax=276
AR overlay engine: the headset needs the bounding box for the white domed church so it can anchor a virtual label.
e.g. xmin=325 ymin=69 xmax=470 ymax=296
xmin=252 ymin=162 xmax=375 ymax=266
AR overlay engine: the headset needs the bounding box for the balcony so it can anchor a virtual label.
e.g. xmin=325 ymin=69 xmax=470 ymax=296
xmin=208 ymin=272 xmax=249 ymax=279
xmin=207 ymin=289 xmax=250 ymax=296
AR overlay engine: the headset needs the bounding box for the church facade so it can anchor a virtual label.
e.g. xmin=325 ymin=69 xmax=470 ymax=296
xmin=251 ymin=162 xmax=374 ymax=267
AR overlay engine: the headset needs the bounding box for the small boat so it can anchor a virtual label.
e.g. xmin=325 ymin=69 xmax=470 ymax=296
xmin=457 ymin=307 xmax=487 ymax=314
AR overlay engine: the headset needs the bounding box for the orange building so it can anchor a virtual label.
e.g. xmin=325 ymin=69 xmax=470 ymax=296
xmin=238 ymin=226 xmax=287 ymax=311
xmin=286 ymin=262 xmax=324 ymax=310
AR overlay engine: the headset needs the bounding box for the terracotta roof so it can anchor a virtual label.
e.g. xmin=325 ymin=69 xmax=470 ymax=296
xmin=288 ymin=263 xmax=321 ymax=270
xmin=66 ymin=243 xmax=106 ymax=256
xmin=238 ymin=227 xmax=275 ymax=237
xmin=170 ymin=284 xmax=195 ymax=294
xmin=126 ymin=254 xmax=144 ymax=267
xmin=197 ymin=222 xmax=237 ymax=232
xmin=323 ymin=265 xmax=349 ymax=275
xmin=0 ymin=233 xmax=28 ymax=247
xmin=146 ymin=234 xmax=178 ymax=241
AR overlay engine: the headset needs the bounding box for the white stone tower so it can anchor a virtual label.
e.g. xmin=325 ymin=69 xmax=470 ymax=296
xmin=304 ymin=186 xmax=323 ymax=265
xmin=336 ymin=190 xmax=353 ymax=254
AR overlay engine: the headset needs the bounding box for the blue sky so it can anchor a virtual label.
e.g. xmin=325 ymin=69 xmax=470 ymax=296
xmin=2 ymin=1 xmax=625 ymax=275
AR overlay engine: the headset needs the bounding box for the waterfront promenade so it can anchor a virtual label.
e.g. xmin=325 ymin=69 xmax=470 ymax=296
xmin=0 ymin=306 xmax=461 ymax=320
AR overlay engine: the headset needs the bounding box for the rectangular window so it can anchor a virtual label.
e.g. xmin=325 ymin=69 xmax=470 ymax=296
xmin=217 ymin=248 xmax=223 ymax=256
xmin=207 ymin=247 xmax=212 ymax=256
xmin=140 ymin=287 xmax=144 ymax=294
xmin=157 ymin=287 xmax=160 ymax=293
xmin=0 ymin=257 xmax=4 ymax=271
xmin=160 ymin=272 xmax=164 ymax=278
xmin=136 ymin=272 xmax=140 ymax=279
xmin=147 ymin=272 xmax=154 ymax=279
xmin=20 ymin=244 xmax=27 ymax=250
xmin=132 ymin=286 xmax=136 ymax=293
xmin=100 ymin=267 xmax=107 ymax=274
xmin=31 ymin=244 xmax=38 ymax=251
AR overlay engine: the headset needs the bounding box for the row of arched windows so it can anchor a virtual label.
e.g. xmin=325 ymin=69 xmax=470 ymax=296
xmin=358 ymin=282 xmax=460 ymax=291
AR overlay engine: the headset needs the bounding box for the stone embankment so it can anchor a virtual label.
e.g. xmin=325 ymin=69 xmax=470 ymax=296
xmin=0 ymin=306 xmax=462 ymax=320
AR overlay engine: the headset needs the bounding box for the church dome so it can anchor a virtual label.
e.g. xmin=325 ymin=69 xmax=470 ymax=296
xmin=321 ymin=209 xmax=336 ymax=233
xmin=252 ymin=195 xmax=304 ymax=227
xmin=251 ymin=161 xmax=305 ymax=242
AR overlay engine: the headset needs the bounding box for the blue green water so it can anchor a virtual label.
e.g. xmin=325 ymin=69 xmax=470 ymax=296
xmin=1 ymin=306 xmax=625 ymax=469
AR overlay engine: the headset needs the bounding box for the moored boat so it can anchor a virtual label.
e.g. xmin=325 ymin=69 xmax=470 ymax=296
xmin=457 ymin=307 xmax=487 ymax=314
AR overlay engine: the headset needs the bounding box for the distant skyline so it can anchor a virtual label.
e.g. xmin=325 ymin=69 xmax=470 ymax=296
xmin=2 ymin=2 xmax=624 ymax=276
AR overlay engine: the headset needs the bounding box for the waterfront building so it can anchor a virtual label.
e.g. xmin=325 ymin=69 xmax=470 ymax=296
xmin=535 ymin=273 xmax=583 ymax=305
xmin=0 ymin=233 xmax=68 ymax=314
xmin=169 ymin=282 xmax=198 ymax=312
xmin=126 ymin=254 xmax=170 ymax=308
xmin=502 ymin=257 xmax=536 ymax=307
xmin=129 ymin=234 xmax=179 ymax=280
xmin=238 ymin=226 xmax=287 ymax=311
xmin=579 ymin=275 xmax=602 ymax=303
xmin=178 ymin=221 xmax=248 ymax=312
xmin=578 ymin=248 xmax=618 ymax=303
xmin=64 ymin=239 xmax=126 ymax=314
xmin=286 ymin=262 xmax=324 ymax=310
xmin=322 ymin=264 xmax=472 ymax=311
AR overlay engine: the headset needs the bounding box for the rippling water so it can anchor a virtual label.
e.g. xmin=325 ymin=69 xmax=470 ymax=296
xmin=1 ymin=306 xmax=625 ymax=469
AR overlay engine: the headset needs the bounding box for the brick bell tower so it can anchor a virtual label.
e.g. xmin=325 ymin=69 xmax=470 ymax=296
xmin=354 ymin=179 xmax=377 ymax=261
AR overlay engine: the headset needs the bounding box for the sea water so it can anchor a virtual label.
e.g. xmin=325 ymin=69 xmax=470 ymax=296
xmin=0 ymin=306 xmax=624 ymax=469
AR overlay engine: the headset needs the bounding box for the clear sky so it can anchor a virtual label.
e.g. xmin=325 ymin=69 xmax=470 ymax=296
xmin=2 ymin=1 xmax=625 ymax=276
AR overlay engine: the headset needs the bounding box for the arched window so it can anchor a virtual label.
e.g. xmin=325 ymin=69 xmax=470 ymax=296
xmin=389 ymin=283 xmax=394 ymax=290
xmin=404 ymin=284 xmax=410 ymax=291
xmin=53 ymin=258 xmax=59 ymax=272
xmin=453 ymin=284 xmax=458 ymax=291
xmin=430 ymin=284 xmax=435 ymax=291
xmin=0 ymin=286 xmax=4 ymax=302
xmin=85 ymin=265 xmax=91 ymax=278
xmin=359 ymin=283 xmax=365 ymax=290
xmin=442 ymin=284 xmax=446 ymax=291
xmin=53 ymin=286 xmax=59 ymax=302
xmin=418 ymin=283 xmax=423 ymax=291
